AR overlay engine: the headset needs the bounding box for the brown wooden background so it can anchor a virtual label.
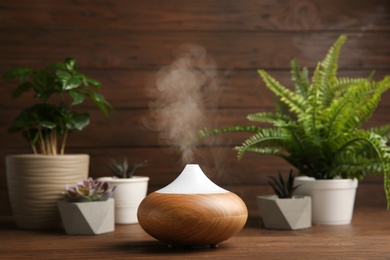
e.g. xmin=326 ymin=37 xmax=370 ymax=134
xmin=0 ymin=0 xmax=389 ymax=216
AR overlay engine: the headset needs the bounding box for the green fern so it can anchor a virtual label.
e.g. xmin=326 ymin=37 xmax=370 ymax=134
xmin=196 ymin=35 xmax=390 ymax=208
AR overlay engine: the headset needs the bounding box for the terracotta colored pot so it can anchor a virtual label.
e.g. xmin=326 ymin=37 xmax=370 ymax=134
xmin=6 ymin=154 xmax=89 ymax=229
xmin=137 ymin=164 xmax=248 ymax=247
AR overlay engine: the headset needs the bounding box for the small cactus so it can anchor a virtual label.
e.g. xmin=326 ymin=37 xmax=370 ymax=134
xmin=268 ymin=170 xmax=300 ymax=199
xmin=62 ymin=177 xmax=116 ymax=202
xmin=107 ymin=157 xmax=148 ymax=178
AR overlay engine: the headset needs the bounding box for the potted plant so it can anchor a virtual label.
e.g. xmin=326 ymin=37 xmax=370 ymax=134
xmin=257 ymin=170 xmax=311 ymax=230
xmin=98 ymin=158 xmax=149 ymax=224
xmin=197 ymin=35 xmax=390 ymax=225
xmin=58 ymin=178 xmax=116 ymax=235
xmin=4 ymin=57 xmax=112 ymax=229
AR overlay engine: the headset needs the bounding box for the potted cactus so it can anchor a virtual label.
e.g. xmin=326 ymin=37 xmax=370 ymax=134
xmin=58 ymin=178 xmax=116 ymax=235
xmin=98 ymin=158 xmax=149 ymax=224
xmin=3 ymin=57 xmax=112 ymax=229
xmin=257 ymin=170 xmax=311 ymax=230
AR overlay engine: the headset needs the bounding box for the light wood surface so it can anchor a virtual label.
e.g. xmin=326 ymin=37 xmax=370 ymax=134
xmin=0 ymin=208 xmax=389 ymax=259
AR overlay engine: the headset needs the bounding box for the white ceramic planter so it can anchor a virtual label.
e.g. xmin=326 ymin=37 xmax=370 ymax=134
xmin=294 ymin=177 xmax=358 ymax=225
xmin=6 ymin=154 xmax=89 ymax=229
xmin=257 ymin=195 xmax=311 ymax=230
xmin=98 ymin=176 xmax=149 ymax=224
xmin=137 ymin=164 xmax=248 ymax=247
xmin=58 ymin=198 xmax=115 ymax=235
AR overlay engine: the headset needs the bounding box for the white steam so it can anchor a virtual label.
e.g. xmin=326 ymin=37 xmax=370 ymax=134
xmin=144 ymin=44 xmax=223 ymax=165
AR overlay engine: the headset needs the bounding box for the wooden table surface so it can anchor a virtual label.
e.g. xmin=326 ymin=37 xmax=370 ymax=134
xmin=0 ymin=208 xmax=389 ymax=259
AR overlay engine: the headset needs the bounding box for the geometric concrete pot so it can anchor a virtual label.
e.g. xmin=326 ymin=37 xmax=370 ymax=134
xmin=6 ymin=154 xmax=89 ymax=229
xmin=98 ymin=176 xmax=149 ymax=224
xmin=137 ymin=164 xmax=248 ymax=247
xmin=257 ymin=195 xmax=311 ymax=230
xmin=294 ymin=177 xmax=358 ymax=225
xmin=57 ymin=198 xmax=115 ymax=235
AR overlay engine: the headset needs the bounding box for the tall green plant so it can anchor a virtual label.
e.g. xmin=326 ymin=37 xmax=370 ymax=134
xmin=197 ymin=35 xmax=390 ymax=208
xmin=4 ymin=57 xmax=112 ymax=155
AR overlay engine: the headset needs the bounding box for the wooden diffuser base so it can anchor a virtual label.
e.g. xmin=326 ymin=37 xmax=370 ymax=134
xmin=137 ymin=192 xmax=248 ymax=247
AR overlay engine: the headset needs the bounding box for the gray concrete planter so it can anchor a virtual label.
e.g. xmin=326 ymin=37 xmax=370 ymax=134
xmin=58 ymin=198 xmax=115 ymax=235
xmin=257 ymin=195 xmax=311 ymax=230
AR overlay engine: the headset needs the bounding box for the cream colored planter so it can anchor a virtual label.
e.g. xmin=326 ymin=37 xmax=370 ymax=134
xmin=294 ymin=177 xmax=358 ymax=225
xmin=6 ymin=154 xmax=89 ymax=229
xmin=99 ymin=176 xmax=149 ymax=224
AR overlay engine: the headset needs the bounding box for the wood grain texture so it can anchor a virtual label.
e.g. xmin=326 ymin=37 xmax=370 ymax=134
xmin=0 ymin=0 xmax=389 ymax=218
xmin=0 ymin=0 xmax=389 ymax=31
xmin=137 ymin=192 xmax=248 ymax=246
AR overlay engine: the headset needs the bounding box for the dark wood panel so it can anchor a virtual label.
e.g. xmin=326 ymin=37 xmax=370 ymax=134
xmin=1 ymin=70 xmax=389 ymax=109
xmin=0 ymin=0 xmax=389 ymax=31
xmin=1 ymin=32 xmax=389 ymax=70
xmin=1 ymin=106 xmax=388 ymax=148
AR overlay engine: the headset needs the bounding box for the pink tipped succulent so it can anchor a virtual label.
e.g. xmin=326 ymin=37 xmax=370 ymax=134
xmin=62 ymin=177 xmax=116 ymax=202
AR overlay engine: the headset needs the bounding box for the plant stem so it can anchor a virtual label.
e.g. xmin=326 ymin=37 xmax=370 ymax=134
xmin=61 ymin=130 xmax=68 ymax=155
xmin=38 ymin=126 xmax=47 ymax=155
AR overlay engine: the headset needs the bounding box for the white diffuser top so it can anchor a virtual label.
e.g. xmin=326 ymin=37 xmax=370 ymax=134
xmin=156 ymin=164 xmax=228 ymax=194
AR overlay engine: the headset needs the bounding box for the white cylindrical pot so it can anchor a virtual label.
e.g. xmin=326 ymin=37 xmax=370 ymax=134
xmin=99 ymin=176 xmax=149 ymax=224
xmin=294 ymin=177 xmax=358 ymax=225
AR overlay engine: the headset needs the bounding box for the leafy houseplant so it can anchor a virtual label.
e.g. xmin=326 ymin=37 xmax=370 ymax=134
xmin=4 ymin=57 xmax=112 ymax=229
xmin=98 ymin=157 xmax=150 ymax=224
xmin=58 ymin=178 xmax=116 ymax=235
xmin=257 ymin=170 xmax=311 ymax=230
xmin=4 ymin=57 xmax=112 ymax=155
xmin=197 ymin=35 xmax=390 ymax=211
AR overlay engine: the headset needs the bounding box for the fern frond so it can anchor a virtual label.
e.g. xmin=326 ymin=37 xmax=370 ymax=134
xmin=235 ymin=128 xmax=290 ymax=159
xmin=258 ymin=69 xmax=306 ymax=117
xmin=197 ymin=125 xmax=262 ymax=140
xmin=290 ymin=58 xmax=309 ymax=99
xmin=247 ymin=112 xmax=293 ymax=126
xmin=369 ymin=124 xmax=390 ymax=141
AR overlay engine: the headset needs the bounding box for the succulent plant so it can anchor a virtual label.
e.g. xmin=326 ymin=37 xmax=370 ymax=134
xmin=62 ymin=178 xmax=116 ymax=202
xmin=107 ymin=158 xmax=148 ymax=178
xmin=268 ymin=170 xmax=300 ymax=199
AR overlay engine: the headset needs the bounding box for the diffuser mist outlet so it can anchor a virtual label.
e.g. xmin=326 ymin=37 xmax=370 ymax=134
xmin=137 ymin=164 xmax=248 ymax=247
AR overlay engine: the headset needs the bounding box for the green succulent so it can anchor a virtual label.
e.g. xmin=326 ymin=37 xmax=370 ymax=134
xmin=197 ymin=35 xmax=390 ymax=208
xmin=268 ymin=170 xmax=299 ymax=199
xmin=107 ymin=158 xmax=148 ymax=178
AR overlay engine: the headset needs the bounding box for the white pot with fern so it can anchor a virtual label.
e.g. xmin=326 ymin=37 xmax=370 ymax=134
xmin=99 ymin=158 xmax=149 ymax=224
xmin=197 ymin=35 xmax=390 ymax=225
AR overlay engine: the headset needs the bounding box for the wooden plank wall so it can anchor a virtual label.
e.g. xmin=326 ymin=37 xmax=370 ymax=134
xmin=0 ymin=0 xmax=389 ymax=216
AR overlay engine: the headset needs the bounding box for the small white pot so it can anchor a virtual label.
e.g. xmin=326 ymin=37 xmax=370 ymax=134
xmin=257 ymin=195 xmax=311 ymax=230
xmin=294 ymin=177 xmax=358 ymax=225
xmin=98 ymin=176 xmax=149 ymax=224
xmin=58 ymin=198 xmax=115 ymax=235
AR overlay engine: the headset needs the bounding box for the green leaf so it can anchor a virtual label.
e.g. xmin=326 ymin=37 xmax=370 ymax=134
xmin=66 ymin=113 xmax=90 ymax=131
xmin=56 ymin=70 xmax=81 ymax=90
xmin=68 ymin=90 xmax=85 ymax=105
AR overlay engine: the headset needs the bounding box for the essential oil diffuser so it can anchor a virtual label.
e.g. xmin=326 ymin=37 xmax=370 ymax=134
xmin=137 ymin=164 xmax=248 ymax=247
